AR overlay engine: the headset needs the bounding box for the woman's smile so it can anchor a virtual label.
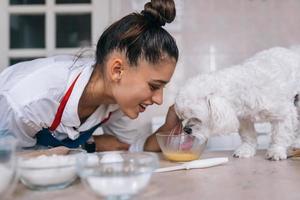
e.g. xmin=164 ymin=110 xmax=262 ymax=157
xmin=138 ymin=104 xmax=147 ymax=112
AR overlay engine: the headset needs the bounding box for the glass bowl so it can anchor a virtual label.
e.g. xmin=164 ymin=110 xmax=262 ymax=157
xmin=156 ymin=132 xmax=207 ymax=162
xmin=18 ymin=148 xmax=85 ymax=190
xmin=76 ymin=151 xmax=159 ymax=200
xmin=0 ymin=138 xmax=18 ymax=199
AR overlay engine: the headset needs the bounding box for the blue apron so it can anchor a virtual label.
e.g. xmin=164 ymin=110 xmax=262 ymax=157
xmin=36 ymin=122 xmax=102 ymax=149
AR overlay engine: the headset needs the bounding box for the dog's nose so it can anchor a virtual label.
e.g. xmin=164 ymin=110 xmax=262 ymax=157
xmin=183 ymin=126 xmax=192 ymax=134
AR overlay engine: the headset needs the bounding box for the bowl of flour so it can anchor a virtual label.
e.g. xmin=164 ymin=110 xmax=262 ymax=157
xmin=77 ymin=151 xmax=159 ymax=199
xmin=18 ymin=148 xmax=85 ymax=190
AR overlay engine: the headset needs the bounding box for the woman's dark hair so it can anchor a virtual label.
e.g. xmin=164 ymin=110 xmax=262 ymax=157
xmin=95 ymin=0 xmax=178 ymax=69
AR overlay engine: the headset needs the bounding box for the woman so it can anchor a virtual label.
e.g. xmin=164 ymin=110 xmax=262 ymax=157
xmin=0 ymin=0 xmax=180 ymax=152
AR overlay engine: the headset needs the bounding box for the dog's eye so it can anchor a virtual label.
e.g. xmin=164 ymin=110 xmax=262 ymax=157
xmin=189 ymin=118 xmax=202 ymax=125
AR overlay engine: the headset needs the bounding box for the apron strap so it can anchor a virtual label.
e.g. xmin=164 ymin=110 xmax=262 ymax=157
xmin=49 ymin=73 xmax=81 ymax=131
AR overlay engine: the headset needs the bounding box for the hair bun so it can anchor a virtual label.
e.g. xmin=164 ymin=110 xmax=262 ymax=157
xmin=141 ymin=0 xmax=176 ymax=26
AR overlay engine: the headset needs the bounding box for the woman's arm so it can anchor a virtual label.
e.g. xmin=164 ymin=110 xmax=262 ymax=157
xmin=0 ymin=94 xmax=39 ymax=147
xmin=144 ymin=105 xmax=181 ymax=152
xmin=93 ymin=134 xmax=130 ymax=151
xmin=143 ymin=123 xmax=171 ymax=152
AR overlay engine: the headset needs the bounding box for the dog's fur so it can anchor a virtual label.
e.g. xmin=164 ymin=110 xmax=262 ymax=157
xmin=175 ymin=47 xmax=300 ymax=160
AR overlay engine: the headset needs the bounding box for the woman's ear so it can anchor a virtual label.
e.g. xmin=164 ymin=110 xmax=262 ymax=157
xmin=207 ymin=95 xmax=239 ymax=134
xmin=107 ymin=57 xmax=125 ymax=82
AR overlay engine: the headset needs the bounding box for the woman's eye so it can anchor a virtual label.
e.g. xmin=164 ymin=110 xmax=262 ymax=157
xmin=149 ymin=84 xmax=160 ymax=91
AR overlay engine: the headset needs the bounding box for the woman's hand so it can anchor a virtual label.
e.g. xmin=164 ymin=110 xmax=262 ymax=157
xmin=144 ymin=105 xmax=182 ymax=152
xmin=93 ymin=134 xmax=130 ymax=151
xmin=163 ymin=105 xmax=182 ymax=131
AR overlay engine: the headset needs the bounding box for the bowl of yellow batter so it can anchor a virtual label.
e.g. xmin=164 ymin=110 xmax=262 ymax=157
xmin=156 ymin=132 xmax=207 ymax=162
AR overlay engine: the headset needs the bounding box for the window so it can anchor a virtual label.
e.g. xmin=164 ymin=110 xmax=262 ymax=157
xmin=10 ymin=14 xmax=45 ymax=49
xmin=0 ymin=0 xmax=110 ymax=70
xmin=56 ymin=0 xmax=91 ymax=4
xmin=10 ymin=0 xmax=45 ymax=5
xmin=10 ymin=57 xmax=38 ymax=65
xmin=56 ymin=14 xmax=91 ymax=48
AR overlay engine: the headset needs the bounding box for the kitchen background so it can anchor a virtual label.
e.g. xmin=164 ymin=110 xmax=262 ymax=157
xmin=1 ymin=0 xmax=300 ymax=150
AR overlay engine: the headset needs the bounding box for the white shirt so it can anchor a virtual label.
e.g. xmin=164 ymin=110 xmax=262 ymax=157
xmin=0 ymin=56 xmax=147 ymax=151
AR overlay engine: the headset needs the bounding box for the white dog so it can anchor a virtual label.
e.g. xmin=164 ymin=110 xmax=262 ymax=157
xmin=175 ymin=47 xmax=300 ymax=160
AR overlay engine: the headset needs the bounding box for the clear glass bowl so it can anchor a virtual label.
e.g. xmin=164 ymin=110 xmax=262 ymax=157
xmin=18 ymin=149 xmax=85 ymax=190
xmin=156 ymin=132 xmax=207 ymax=162
xmin=77 ymin=151 xmax=159 ymax=200
xmin=0 ymin=138 xmax=17 ymax=199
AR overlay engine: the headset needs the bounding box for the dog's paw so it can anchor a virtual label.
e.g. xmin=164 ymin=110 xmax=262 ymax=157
xmin=266 ymin=146 xmax=287 ymax=161
xmin=233 ymin=143 xmax=256 ymax=158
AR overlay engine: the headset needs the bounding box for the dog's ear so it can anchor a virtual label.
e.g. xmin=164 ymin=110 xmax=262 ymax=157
xmin=207 ymin=95 xmax=239 ymax=134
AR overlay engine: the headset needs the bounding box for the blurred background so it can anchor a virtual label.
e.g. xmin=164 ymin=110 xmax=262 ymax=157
xmin=1 ymin=0 xmax=300 ymax=150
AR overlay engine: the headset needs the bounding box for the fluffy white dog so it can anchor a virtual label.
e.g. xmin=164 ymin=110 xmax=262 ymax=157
xmin=175 ymin=47 xmax=300 ymax=160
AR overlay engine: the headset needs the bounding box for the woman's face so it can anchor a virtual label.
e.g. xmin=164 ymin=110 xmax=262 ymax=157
xmin=113 ymin=56 xmax=176 ymax=119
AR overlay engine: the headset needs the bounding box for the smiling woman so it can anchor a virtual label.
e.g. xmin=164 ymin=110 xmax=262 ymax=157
xmin=0 ymin=0 xmax=180 ymax=153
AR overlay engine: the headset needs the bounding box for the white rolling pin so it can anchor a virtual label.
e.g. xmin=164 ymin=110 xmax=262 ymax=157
xmin=155 ymin=157 xmax=229 ymax=173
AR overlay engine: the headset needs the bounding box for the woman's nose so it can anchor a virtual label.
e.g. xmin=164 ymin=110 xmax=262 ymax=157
xmin=152 ymin=89 xmax=163 ymax=105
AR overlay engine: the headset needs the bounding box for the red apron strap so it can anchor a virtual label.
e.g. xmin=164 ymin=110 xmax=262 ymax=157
xmin=100 ymin=112 xmax=112 ymax=124
xmin=49 ymin=73 xmax=81 ymax=131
